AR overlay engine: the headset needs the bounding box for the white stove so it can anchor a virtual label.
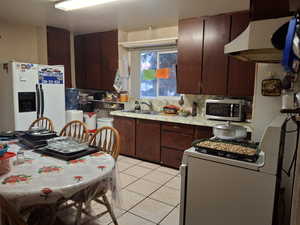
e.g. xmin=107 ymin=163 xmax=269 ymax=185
xmin=179 ymin=115 xmax=290 ymax=225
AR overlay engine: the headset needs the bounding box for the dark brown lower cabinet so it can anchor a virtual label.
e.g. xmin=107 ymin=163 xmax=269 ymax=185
xmin=113 ymin=116 xmax=214 ymax=168
xmin=194 ymin=126 xmax=213 ymax=139
xmin=161 ymin=148 xmax=184 ymax=169
xmin=113 ymin=117 xmax=136 ymax=157
xmin=136 ymin=119 xmax=161 ymax=162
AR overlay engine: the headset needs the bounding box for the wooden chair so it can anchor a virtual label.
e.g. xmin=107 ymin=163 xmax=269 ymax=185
xmin=59 ymin=120 xmax=89 ymax=143
xmin=29 ymin=117 xmax=54 ymax=131
xmin=71 ymin=127 xmax=121 ymax=225
xmin=0 ymin=194 xmax=27 ymax=225
xmin=88 ymin=126 xmax=121 ymax=160
xmin=0 ymin=194 xmax=64 ymax=225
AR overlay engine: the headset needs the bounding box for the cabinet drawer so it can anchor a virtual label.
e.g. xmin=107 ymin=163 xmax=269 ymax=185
xmin=162 ymin=130 xmax=194 ymax=151
xmin=194 ymin=126 xmax=213 ymax=139
xmin=161 ymin=123 xmax=194 ymax=135
xmin=161 ymin=147 xmax=184 ymax=169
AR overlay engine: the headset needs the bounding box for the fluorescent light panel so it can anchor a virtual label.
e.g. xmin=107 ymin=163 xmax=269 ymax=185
xmin=55 ymin=0 xmax=119 ymax=11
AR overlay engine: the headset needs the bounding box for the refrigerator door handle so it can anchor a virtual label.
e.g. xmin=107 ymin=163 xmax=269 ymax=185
xmin=36 ymin=84 xmax=40 ymax=119
xmin=40 ymin=84 xmax=44 ymax=118
xmin=179 ymin=164 xmax=187 ymax=225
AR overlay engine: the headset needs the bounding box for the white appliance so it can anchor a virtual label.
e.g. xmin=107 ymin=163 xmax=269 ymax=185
xmin=180 ymin=115 xmax=294 ymax=225
xmin=224 ymin=16 xmax=291 ymax=63
xmin=0 ymin=61 xmax=66 ymax=132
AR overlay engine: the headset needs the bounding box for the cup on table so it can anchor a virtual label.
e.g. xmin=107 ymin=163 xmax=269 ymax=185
xmin=16 ymin=150 xmax=25 ymax=164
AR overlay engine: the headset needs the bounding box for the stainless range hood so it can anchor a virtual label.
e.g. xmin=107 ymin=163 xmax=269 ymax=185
xmin=224 ymin=16 xmax=291 ymax=63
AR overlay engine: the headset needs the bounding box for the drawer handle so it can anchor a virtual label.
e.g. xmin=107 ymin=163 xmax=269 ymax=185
xmin=173 ymin=126 xmax=180 ymax=129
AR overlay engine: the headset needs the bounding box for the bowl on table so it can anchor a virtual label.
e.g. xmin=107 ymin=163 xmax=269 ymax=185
xmin=0 ymin=144 xmax=8 ymax=157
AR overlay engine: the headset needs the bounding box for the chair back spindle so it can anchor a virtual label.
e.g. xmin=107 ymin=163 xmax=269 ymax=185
xmin=89 ymin=127 xmax=120 ymax=160
xmin=29 ymin=117 xmax=54 ymax=131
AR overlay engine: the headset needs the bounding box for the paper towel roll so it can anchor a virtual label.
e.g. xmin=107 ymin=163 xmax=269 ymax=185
xmin=66 ymin=110 xmax=83 ymax=123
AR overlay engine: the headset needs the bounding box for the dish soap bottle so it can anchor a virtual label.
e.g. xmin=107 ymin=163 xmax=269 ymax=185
xmin=192 ymin=102 xmax=197 ymax=117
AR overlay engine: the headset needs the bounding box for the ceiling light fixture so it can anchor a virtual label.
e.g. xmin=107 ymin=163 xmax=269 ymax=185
xmin=55 ymin=0 xmax=119 ymax=11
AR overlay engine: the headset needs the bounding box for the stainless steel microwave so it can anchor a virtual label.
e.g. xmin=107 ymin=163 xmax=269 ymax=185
xmin=205 ymin=99 xmax=245 ymax=122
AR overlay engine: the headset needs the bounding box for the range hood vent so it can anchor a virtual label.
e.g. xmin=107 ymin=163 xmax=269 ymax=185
xmin=225 ymin=16 xmax=291 ymax=63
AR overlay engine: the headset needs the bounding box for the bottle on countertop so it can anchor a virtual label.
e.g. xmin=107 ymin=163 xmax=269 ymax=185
xmin=192 ymin=102 xmax=197 ymax=117
xmin=134 ymin=101 xmax=141 ymax=111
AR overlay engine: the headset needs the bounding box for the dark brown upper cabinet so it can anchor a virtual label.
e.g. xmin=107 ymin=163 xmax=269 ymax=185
xmin=250 ymin=0 xmax=291 ymax=21
xmin=201 ymin=14 xmax=231 ymax=95
xmin=227 ymin=11 xmax=256 ymax=97
xmin=47 ymin=26 xmax=72 ymax=88
xmin=177 ymin=18 xmax=204 ymax=94
xmin=177 ymin=12 xmax=255 ymax=97
xmin=74 ymin=30 xmax=118 ymax=90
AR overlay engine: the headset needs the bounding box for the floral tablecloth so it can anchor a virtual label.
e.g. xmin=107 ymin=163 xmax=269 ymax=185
xmin=0 ymin=141 xmax=116 ymax=209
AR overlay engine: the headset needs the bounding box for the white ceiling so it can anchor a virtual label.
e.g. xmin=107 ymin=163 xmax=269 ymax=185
xmin=0 ymin=0 xmax=250 ymax=34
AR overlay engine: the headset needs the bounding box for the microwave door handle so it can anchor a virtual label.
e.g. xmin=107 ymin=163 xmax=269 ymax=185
xmin=40 ymin=84 xmax=44 ymax=118
xmin=36 ymin=84 xmax=40 ymax=119
xmin=230 ymin=104 xmax=234 ymax=118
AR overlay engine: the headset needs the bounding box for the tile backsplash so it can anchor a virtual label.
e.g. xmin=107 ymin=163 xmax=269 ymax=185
xmin=126 ymin=95 xmax=217 ymax=116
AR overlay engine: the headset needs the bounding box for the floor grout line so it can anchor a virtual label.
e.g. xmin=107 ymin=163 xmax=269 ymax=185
xmin=115 ymin=156 xmax=180 ymax=225
xmin=157 ymin=204 xmax=178 ymax=225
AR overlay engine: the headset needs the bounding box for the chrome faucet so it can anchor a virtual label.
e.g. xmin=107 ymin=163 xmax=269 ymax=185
xmin=141 ymin=101 xmax=153 ymax=111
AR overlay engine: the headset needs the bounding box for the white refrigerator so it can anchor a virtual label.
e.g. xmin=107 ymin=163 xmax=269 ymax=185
xmin=0 ymin=61 xmax=66 ymax=132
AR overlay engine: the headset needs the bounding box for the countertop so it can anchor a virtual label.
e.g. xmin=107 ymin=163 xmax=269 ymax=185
xmin=110 ymin=110 xmax=253 ymax=132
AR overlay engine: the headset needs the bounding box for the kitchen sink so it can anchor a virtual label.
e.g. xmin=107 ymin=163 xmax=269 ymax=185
xmin=122 ymin=110 xmax=160 ymax=115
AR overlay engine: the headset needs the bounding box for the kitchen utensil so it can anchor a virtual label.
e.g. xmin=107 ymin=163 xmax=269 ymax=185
xmin=192 ymin=138 xmax=259 ymax=162
xmin=282 ymin=90 xmax=295 ymax=109
xmin=178 ymin=109 xmax=190 ymax=117
xmin=94 ymin=91 xmax=106 ymax=100
xmin=192 ymin=102 xmax=198 ymax=117
xmin=46 ymin=137 xmax=89 ymax=155
xmin=261 ymin=78 xmax=282 ymax=96
xmin=0 ymin=144 xmax=8 ymax=157
xmin=178 ymin=95 xmax=184 ymax=107
xmin=119 ymin=91 xmax=129 ymax=102
xmin=213 ymin=121 xmax=247 ymax=140
xmin=163 ymin=105 xmax=179 ymax=114
xmin=0 ymin=152 xmax=15 ymax=175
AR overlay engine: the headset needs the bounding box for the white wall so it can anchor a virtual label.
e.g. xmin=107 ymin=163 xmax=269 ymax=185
xmin=252 ymin=63 xmax=300 ymax=141
xmin=252 ymin=63 xmax=285 ymax=142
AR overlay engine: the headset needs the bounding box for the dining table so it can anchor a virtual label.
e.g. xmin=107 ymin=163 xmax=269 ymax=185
xmin=0 ymin=140 xmax=117 ymax=214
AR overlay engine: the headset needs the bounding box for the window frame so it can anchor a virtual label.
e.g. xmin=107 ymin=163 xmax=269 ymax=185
xmin=138 ymin=48 xmax=179 ymax=100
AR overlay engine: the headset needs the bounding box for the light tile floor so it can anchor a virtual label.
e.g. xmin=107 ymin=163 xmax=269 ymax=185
xmin=59 ymin=155 xmax=181 ymax=225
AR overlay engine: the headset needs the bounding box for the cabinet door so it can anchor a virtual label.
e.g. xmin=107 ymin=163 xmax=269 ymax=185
xmin=83 ymin=33 xmax=102 ymax=89
xmin=99 ymin=30 xmax=118 ymax=91
xmin=250 ymin=0 xmax=290 ymax=20
xmin=228 ymin=11 xmax=256 ymax=97
xmin=74 ymin=30 xmax=118 ymax=90
xmin=194 ymin=126 xmax=213 ymax=140
xmin=113 ymin=117 xmax=136 ymax=157
xmin=161 ymin=148 xmax=183 ymax=169
xmin=136 ymin=119 xmax=161 ymax=162
xmin=202 ymin=14 xmax=230 ymax=95
xmin=47 ymin=26 xmax=72 ymax=88
xmin=177 ymin=18 xmax=204 ymax=94
xmin=74 ymin=36 xmax=86 ymax=89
